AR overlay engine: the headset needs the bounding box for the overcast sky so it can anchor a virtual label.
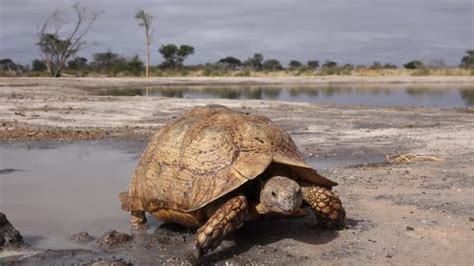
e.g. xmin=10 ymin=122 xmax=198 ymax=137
xmin=1 ymin=0 xmax=473 ymax=66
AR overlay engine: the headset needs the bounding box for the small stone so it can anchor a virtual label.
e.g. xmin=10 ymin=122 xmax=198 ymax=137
xmin=386 ymin=254 xmax=393 ymax=258
xmin=14 ymin=111 xmax=26 ymax=117
xmin=406 ymin=226 xmax=415 ymax=231
xmin=0 ymin=212 xmax=25 ymax=249
xmin=97 ymin=230 xmax=132 ymax=249
xmin=91 ymin=259 xmax=131 ymax=266
xmin=70 ymin=231 xmax=95 ymax=244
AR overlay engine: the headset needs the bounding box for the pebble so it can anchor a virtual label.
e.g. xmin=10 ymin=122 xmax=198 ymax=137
xmin=70 ymin=231 xmax=95 ymax=244
xmin=97 ymin=230 xmax=132 ymax=249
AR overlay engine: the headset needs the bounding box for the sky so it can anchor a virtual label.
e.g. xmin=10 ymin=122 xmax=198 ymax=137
xmin=1 ymin=0 xmax=473 ymax=66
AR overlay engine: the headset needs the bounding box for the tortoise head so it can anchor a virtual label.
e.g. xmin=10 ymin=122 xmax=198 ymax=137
xmin=259 ymin=175 xmax=303 ymax=213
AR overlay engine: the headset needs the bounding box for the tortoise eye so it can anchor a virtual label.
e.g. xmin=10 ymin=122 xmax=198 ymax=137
xmin=271 ymin=191 xmax=276 ymax=197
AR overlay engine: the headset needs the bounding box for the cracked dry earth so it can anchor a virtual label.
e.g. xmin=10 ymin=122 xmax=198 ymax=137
xmin=0 ymin=78 xmax=473 ymax=265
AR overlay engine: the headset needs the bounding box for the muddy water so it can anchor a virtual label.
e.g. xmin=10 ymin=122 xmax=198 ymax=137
xmin=0 ymin=141 xmax=142 ymax=249
xmin=0 ymin=141 xmax=379 ymax=250
xmin=90 ymin=85 xmax=474 ymax=108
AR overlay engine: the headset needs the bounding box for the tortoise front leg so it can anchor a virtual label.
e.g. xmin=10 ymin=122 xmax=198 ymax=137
xmin=301 ymin=185 xmax=345 ymax=229
xmin=191 ymin=195 xmax=249 ymax=260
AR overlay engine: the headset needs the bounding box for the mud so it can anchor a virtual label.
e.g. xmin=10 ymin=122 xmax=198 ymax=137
xmin=1 ymin=77 xmax=474 ymax=265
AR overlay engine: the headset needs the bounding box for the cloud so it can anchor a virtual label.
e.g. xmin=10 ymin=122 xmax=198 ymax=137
xmin=0 ymin=0 xmax=472 ymax=66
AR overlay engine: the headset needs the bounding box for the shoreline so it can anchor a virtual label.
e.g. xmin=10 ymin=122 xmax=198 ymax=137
xmin=0 ymin=77 xmax=473 ymax=141
xmin=1 ymin=76 xmax=474 ymax=88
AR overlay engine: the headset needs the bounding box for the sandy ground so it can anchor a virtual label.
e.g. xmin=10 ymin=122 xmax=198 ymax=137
xmin=2 ymin=76 xmax=474 ymax=88
xmin=1 ymin=77 xmax=474 ymax=265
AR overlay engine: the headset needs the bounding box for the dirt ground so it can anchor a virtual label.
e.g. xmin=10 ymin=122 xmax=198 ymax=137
xmin=1 ymin=77 xmax=473 ymax=265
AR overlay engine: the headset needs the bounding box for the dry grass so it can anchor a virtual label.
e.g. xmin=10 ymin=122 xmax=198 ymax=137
xmin=154 ymin=68 xmax=473 ymax=77
xmin=386 ymin=153 xmax=444 ymax=164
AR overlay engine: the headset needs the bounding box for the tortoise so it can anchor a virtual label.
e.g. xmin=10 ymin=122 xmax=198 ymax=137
xmin=120 ymin=105 xmax=345 ymax=260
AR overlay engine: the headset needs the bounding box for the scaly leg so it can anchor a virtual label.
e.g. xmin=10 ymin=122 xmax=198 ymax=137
xmin=130 ymin=210 xmax=148 ymax=231
xmin=301 ymin=185 xmax=345 ymax=229
xmin=192 ymin=195 xmax=249 ymax=260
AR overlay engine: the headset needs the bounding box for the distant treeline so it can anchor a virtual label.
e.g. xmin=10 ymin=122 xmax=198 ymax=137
xmin=1 ymin=49 xmax=474 ymax=77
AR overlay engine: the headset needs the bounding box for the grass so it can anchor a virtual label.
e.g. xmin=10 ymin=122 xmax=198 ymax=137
xmin=1 ymin=68 xmax=472 ymax=78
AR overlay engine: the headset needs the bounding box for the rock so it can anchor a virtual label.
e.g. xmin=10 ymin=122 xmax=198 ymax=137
xmin=97 ymin=230 xmax=132 ymax=249
xmin=14 ymin=111 xmax=26 ymax=117
xmin=70 ymin=231 xmax=95 ymax=244
xmin=0 ymin=212 xmax=25 ymax=249
xmin=90 ymin=259 xmax=132 ymax=266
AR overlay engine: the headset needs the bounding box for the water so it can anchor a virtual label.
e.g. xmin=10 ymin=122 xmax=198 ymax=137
xmin=0 ymin=141 xmax=139 ymax=249
xmin=90 ymin=84 xmax=474 ymax=108
xmin=0 ymin=141 xmax=388 ymax=249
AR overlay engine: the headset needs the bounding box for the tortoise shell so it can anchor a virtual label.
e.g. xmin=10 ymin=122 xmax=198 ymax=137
xmin=127 ymin=105 xmax=337 ymax=213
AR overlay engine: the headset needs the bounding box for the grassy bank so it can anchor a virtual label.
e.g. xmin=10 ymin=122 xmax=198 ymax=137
xmin=3 ymin=67 xmax=473 ymax=78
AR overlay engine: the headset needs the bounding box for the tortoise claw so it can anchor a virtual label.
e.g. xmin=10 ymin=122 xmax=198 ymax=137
xmin=315 ymin=206 xmax=346 ymax=230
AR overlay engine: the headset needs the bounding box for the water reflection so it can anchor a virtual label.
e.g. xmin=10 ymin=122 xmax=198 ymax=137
xmin=460 ymin=89 xmax=474 ymax=106
xmin=91 ymin=85 xmax=474 ymax=108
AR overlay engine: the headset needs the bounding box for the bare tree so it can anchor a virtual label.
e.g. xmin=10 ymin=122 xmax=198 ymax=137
xmin=135 ymin=9 xmax=153 ymax=77
xmin=37 ymin=3 xmax=98 ymax=77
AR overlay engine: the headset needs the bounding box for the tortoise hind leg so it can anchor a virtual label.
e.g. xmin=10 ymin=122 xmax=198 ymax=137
xmin=190 ymin=194 xmax=249 ymax=261
xmin=119 ymin=192 xmax=148 ymax=231
xmin=301 ymin=185 xmax=345 ymax=229
xmin=131 ymin=210 xmax=148 ymax=231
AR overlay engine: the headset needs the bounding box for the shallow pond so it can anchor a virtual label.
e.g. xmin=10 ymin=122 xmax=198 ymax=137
xmin=0 ymin=141 xmax=382 ymax=249
xmin=89 ymin=84 xmax=474 ymax=108
xmin=0 ymin=141 xmax=139 ymax=249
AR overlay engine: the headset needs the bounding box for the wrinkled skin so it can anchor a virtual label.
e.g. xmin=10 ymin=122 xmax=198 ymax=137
xmin=259 ymin=175 xmax=303 ymax=213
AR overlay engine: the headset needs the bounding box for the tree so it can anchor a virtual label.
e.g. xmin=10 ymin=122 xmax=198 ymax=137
xmin=91 ymin=52 xmax=143 ymax=76
xmin=158 ymin=44 xmax=178 ymax=69
xmin=370 ymin=61 xmax=382 ymax=70
xmin=342 ymin=64 xmax=354 ymax=71
xmin=36 ymin=3 xmax=98 ymax=77
xmin=403 ymin=60 xmax=424 ymax=69
xmin=262 ymin=59 xmax=283 ymax=71
xmin=0 ymin=58 xmax=16 ymax=71
xmin=307 ymin=60 xmax=319 ymax=69
xmin=127 ymin=55 xmax=144 ymax=75
xmin=158 ymin=44 xmax=195 ymax=69
xmin=67 ymin=57 xmax=88 ymax=70
xmin=31 ymin=59 xmax=47 ymax=71
xmin=135 ymin=9 xmax=153 ymax=77
xmin=289 ymin=60 xmax=303 ymax=69
xmin=383 ymin=63 xmax=397 ymax=69
xmin=0 ymin=58 xmax=26 ymax=76
xmin=218 ymin=56 xmax=242 ymax=70
xmin=243 ymin=53 xmax=264 ymax=71
xmin=322 ymin=60 xmax=337 ymax=68
xmin=460 ymin=50 xmax=474 ymax=69
xmin=176 ymin=45 xmax=195 ymax=69
xmin=92 ymin=51 xmax=120 ymax=71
